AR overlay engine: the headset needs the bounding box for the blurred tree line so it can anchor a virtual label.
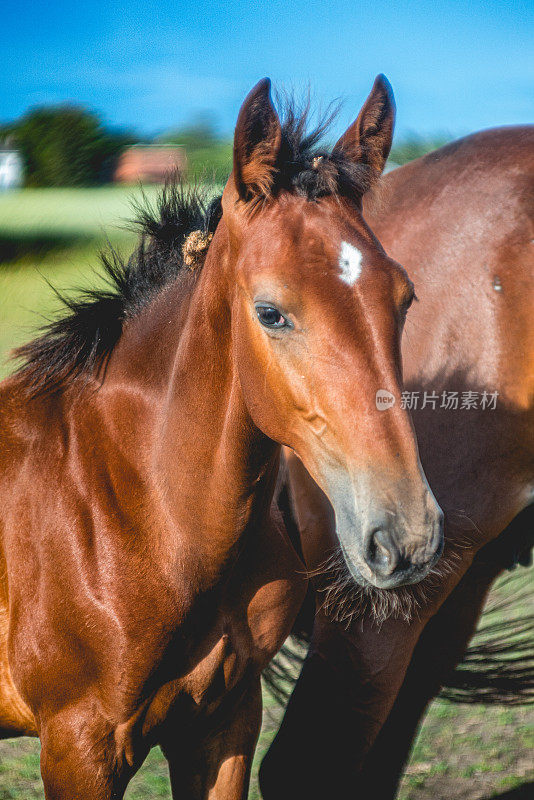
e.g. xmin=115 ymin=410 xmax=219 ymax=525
xmin=0 ymin=106 xmax=136 ymax=187
xmin=0 ymin=103 xmax=449 ymax=187
xmin=389 ymin=134 xmax=451 ymax=166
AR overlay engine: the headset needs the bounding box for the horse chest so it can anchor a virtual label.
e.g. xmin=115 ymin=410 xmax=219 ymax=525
xmin=135 ymin=549 xmax=304 ymax=737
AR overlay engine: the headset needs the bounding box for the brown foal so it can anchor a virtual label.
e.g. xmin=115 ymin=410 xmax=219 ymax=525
xmin=0 ymin=77 xmax=442 ymax=798
xmin=260 ymin=125 xmax=534 ymax=799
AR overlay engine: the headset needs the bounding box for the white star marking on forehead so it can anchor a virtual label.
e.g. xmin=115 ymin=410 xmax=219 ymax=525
xmin=338 ymin=241 xmax=363 ymax=286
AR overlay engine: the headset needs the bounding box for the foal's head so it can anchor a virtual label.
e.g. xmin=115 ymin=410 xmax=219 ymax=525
xmin=218 ymin=77 xmax=443 ymax=589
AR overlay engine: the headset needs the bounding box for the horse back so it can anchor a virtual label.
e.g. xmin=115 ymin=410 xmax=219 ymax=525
xmin=366 ymin=126 xmax=534 ymax=533
xmin=368 ymin=126 xmax=534 ymax=396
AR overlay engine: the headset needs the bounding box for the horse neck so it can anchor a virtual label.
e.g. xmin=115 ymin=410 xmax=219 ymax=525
xmin=116 ymin=226 xmax=279 ymax=579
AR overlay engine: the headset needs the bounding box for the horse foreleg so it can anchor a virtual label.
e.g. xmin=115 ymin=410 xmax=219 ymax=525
xmin=261 ymin=600 xmax=442 ymax=800
xmin=261 ymin=545 xmax=514 ymax=800
xmin=260 ymin=541 xmax=485 ymax=800
xmin=260 ymin=641 xmax=361 ymax=799
xmin=356 ymin=559 xmax=501 ymax=799
xmin=39 ymin=704 xmax=139 ymax=800
xmin=357 ymin=505 xmax=533 ymax=799
xmin=162 ymin=680 xmax=262 ymax=800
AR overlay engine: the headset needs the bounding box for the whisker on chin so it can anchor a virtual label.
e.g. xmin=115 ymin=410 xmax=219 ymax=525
xmin=307 ymin=538 xmax=468 ymax=628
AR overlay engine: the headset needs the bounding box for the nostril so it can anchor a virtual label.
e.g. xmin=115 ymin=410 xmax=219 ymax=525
xmin=365 ymin=528 xmax=399 ymax=576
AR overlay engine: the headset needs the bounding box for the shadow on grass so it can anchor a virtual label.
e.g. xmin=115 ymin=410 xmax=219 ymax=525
xmin=0 ymin=233 xmax=97 ymax=263
xmin=482 ymin=782 xmax=534 ymax=800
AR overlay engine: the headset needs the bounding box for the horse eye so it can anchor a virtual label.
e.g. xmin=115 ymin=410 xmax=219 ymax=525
xmin=401 ymin=289 xmax=416 ymax=316
xmin=255 ymin=305 xmax=288 ymax=329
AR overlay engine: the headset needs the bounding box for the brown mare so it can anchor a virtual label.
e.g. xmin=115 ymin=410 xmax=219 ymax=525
xmin=0 ymin=77 xmax=444 ymax=798
xmin=260 ymin=124 xmax=534 ymax=799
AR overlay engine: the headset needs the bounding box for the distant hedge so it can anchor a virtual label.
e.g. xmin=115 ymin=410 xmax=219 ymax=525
xmin=2 ymin=106 xmax=135 ymax=187
xmin=0 ymin=102 xmax=450 ymax=187
xmin=389 ymin=134 xmax=451 ymax=166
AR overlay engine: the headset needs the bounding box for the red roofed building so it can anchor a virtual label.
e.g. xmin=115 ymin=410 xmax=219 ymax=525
xmin=115 ymin=145 xmax=187 ymax=183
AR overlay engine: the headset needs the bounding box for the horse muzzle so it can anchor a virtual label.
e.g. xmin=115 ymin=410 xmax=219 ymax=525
xmin=332 ymin=480 xmax=445 ymax=590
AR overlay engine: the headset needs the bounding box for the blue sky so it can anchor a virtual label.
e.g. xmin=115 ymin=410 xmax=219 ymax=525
xmin=1 ymin=0 xmax=532 ymax=141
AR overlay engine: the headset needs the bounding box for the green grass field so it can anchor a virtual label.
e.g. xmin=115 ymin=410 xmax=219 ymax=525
xmin=0 ymin=696 xmax=531 ymax=800
xmin=0 ymin=188 xmax=532 ymax=799
xmin=0 ymin=185 xmax=146 ymax=375
xmin=0 ymin=186 xmax=161 ymax=238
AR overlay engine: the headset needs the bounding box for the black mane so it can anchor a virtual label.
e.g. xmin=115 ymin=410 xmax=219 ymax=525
xmin=13 ymin=182 xmax=222 ymax=397
xmin=12 ymin=100 xmax=368 ymax=397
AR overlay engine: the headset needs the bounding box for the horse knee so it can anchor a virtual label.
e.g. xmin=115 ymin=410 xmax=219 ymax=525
xmin=39 ymin=710 xmax=130 ymax=800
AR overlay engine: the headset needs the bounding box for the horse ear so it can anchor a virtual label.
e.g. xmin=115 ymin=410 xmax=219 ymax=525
xmin=233 ymin=78 xmax=282 ymax=201
xmin=333 ymin=75 xmax=395 ymax=179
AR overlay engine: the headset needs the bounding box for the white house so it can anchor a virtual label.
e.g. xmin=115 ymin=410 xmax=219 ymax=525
xmin=0 ymin=149 xmax=23 ymax=190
